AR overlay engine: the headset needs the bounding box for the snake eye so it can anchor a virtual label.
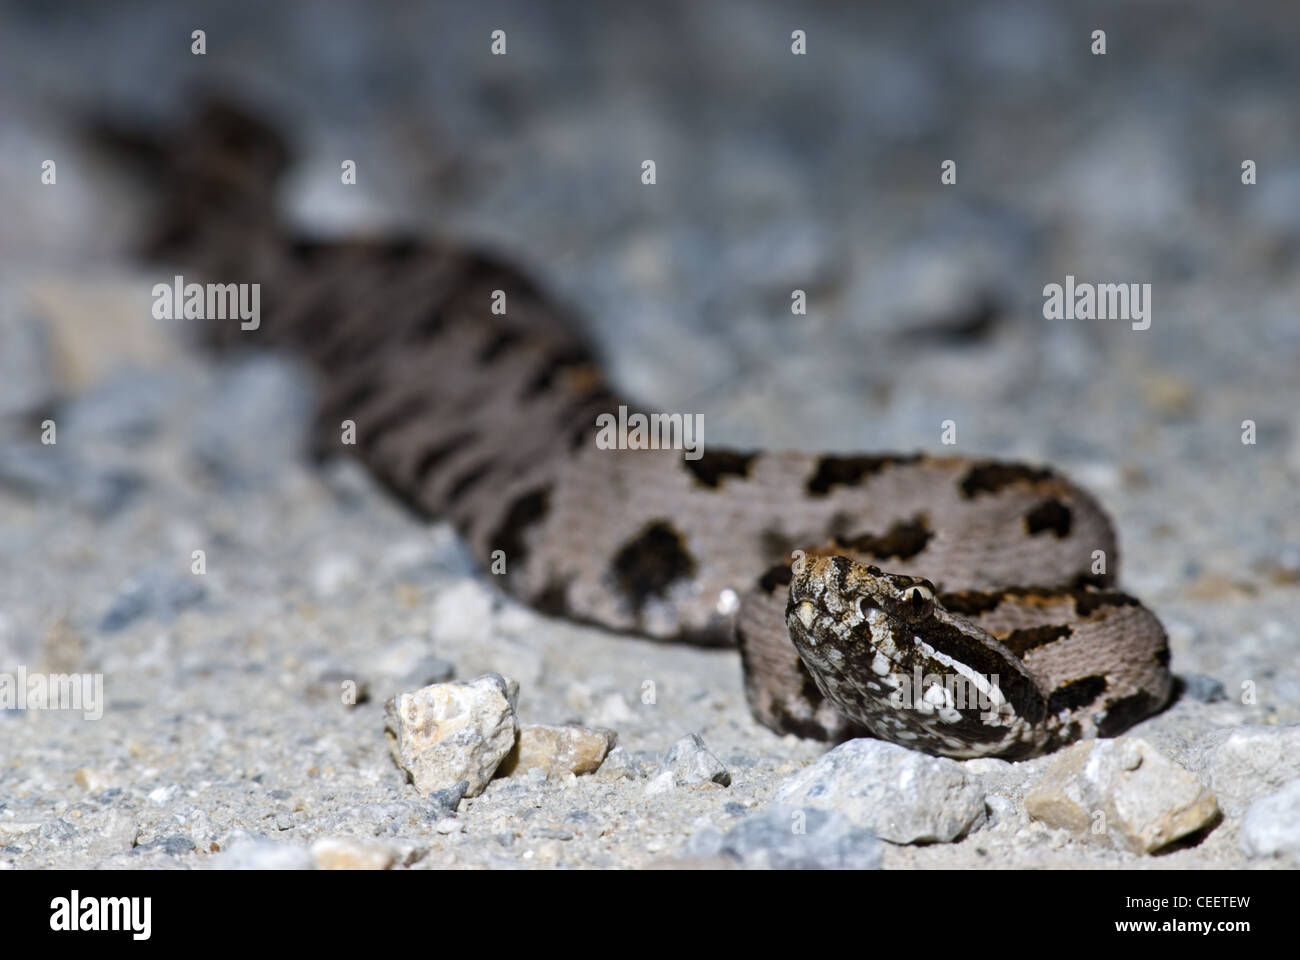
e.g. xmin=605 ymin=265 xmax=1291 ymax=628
xmin=900 ymin=585 xmax=934 ymax=621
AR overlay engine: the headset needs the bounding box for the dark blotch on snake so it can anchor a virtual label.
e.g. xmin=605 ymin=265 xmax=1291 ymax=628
xmin=1025 ymin=498 xmax=1073 ymax=538
xmin=805 ymin=455 xmax=920 ymax=496
xmin=1097 ymin=690 xmax=1164 ymax=737
xmin=937 ymin=590 xmax=1006 ymax=617
xmin=1074 ymin=590 xmax=1141 ymax=617
xmin=377 ymin=236 xmax=422 ymax=263
xmin=477 ymin=329 xmax=523 ymax=364
xmin=839 ymin=515 xmax=933 ymax=561
xmin=521 ymin=346 xmax=592 ymax=399
xmin=959 ymin=462 xmax=1055 ymax=498
xmin=446 ymin=460 xmax=494 ymax=504
xmin=684 ymin=450 xmax=758 ymax=489
xmin=757 ymin=562 xmax=793 ymax=595
xmin=1002 ymin=624 xmax=1073 ymax=657
xmin=489 ymin=485 xmax=551 ymax=572
xmin=611 ymin=521 xmax=697 ymax=613
xmin=288 ymin=238 xmax=328 ymax=263
xmin=1047 ymin=675 xmax=1108 ymax=714
xmin=360 ymin=395 xmax=431 ymax=451
xmin=411 ymin=308 xmax=445 ymax=341
xmin=533 ymin=579 xmax=571 ymax=617
xmin=413 ymin=430 xmax=475 ymax=485
xmin=327 ymin=377 xmax=380 ymax=420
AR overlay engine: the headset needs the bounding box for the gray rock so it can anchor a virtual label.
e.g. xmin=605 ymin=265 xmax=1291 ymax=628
xmin=686 ymin=807 xmax=882 ymax=870
xmin=139 ymin=834 xmax=195 ymax=856
xmin=776 ymin=739 xmax=985 ymax=844
xmin=425 ymin=781 xmax=469 ymax=820
xmin=383 ymin=673 xmax=519 ymax=798
xmin=73 ymin=468 xmax=144 ymax=519
xmin=0 ymin=443 xmax=71 ymax=497
xmin=595 ymin=746 xmax=647 ymax=781
xmin=400 ymin=655 xmax=456 ymax=689
xmin=1239 ymin=779 xmax=1300 ymax=859
xmin=656 ymin=733 xmax=731 ymax=788
xmin=1182 ymin=674 xmax=1227 ymax=703
xmin=1207 ymin=725 xmax=1300 ymax=817
xmin=60 ymin=371 xmax=174 ymax=445
xmin=0 ymin=441 xmax=141 ymax=517
xmin=1025 ymin=738 xmax=1219 ymax=854
xmin=100 ymin=570 xmax=206 ymax=633
xmin=192 ymin=355 xmax=315 ymax=490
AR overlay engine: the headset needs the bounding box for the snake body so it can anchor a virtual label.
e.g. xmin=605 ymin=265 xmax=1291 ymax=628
xmin=116 ymin=103 xmax=1174 ymax=759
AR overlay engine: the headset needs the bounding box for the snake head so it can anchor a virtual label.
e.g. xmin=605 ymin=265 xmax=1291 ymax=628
xmin=785 ymin=551 xmax=1048 ymax=758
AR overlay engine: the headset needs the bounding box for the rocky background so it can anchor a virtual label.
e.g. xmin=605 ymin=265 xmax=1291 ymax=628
xmin=1 ymin=0 xmax=1298 ymax=869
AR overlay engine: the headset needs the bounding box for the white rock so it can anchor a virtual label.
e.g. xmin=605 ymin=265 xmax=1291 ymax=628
xmin=777 ymin=739 xmax=985 ymax=844
xmin=1207 ymin=725 xmax=1300 ymax=817
xmin=1025 ymin=738 xmax=1219 ymax=854
xmin=384 ymin=673 xmax=519 ymax=798
xmin=311 ymin=552 xmax=361 ymax=598
xmin=1239 ymin=778 xmax=1300 ymax=858
xmin=643 ymin=770 xmax=677 ymax=796
xmin=657 ymin=733 xmax=730 ymax=788
xmin=147 ymin=785 xmax=177 ymax=806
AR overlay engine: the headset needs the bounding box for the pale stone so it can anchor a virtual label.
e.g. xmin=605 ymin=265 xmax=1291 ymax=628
xmin=1025 ymin=738 xmax=1219 ymax=854
xmin=74 ymin=767 xmax=113 ymax=793
xmin=384 ymin=673 xmax=518 ymax=798
xmin=499 ymin=723 xmax=616 ymax=778
xmin=311 ymin=838 xmax=396 ymax=870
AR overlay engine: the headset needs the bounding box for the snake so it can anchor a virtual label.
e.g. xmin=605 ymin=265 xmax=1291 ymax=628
xmin=100 ymin=100 xmax=1174 ymax=760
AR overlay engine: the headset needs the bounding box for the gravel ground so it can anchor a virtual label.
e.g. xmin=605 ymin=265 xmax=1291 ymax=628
xmin=1 ymin=0 xmax=1298 ymax=869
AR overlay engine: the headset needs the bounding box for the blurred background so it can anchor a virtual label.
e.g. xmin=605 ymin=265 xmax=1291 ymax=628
xmin=0 ymin=0 xmax=1298 ymax=867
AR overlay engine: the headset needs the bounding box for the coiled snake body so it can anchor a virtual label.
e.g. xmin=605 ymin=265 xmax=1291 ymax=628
xmin=123 ymin=103 xmax=1174 ymax=759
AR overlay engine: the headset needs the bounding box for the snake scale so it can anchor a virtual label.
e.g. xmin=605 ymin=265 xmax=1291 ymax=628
xmin=106 ymin=102 xmax=1173 ymax=759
